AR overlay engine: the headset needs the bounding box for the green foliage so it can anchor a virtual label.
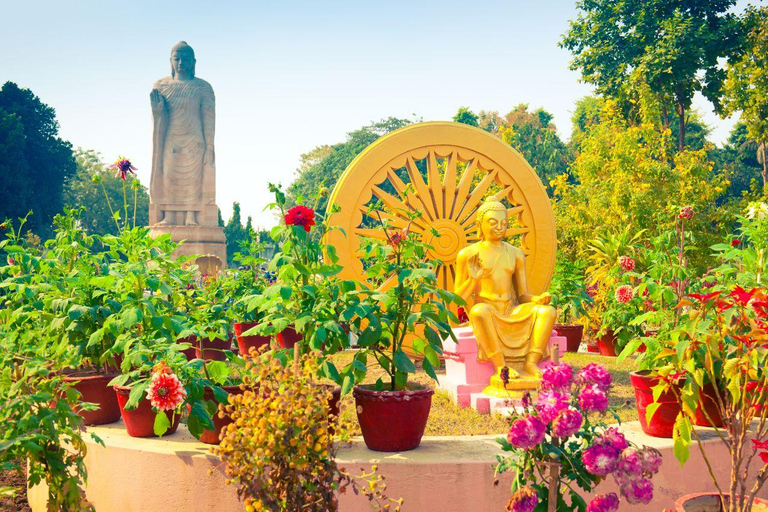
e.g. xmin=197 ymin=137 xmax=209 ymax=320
xmin=63 ymin=149 xmax=149 ymax=235
xmin=287 ymin=117 xmax=413 ymax=212
xmin=549 ymin=259 xmax=592 ymax=325
xmin=453 ymin=106 xmax=479 ymax=126
xmin=224 ymin=202 xmax=253 ymax=266
xmin=0 ymin=82 xmax=77 ymax=237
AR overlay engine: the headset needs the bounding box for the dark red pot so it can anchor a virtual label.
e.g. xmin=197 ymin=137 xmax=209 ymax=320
xmin=114 ymin=385 xmax=181 ymax=438
xmin=353 ymin=385 xmax=433 ymax=452
xmin=555 ymin=324 xmax=584 ymax=353
xmin=176 ymin=335 xmax=198 ymax=361
xmin=597 ymin=330 xmax=618 ymax=357
xmin=233 ymin=322 xmax=271 ymax=357
xmin=586 ymin=342 xmax=600 ymax=353
xmin=194 ymin=336 xmax=232 ymax=362
xmin=630 ymin=371 xmax=681 ymax=438
xmin=675 ymin=493 xmax=768 ymax=511
xmin=277 ymin=326 xmax=302 ymax=349
xmin=64 ymin=372 xmax=122 ymax=425
xmin=693 ymin=383 xmax=723 ymax=428
xmin=199 ymin=385 xmax=244 ymax=445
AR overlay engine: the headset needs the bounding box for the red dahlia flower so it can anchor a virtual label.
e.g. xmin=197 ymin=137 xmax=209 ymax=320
xmin=615 ymin=285 xmax=634 ymax=304
xmin=284 ymin=205 xmax=316 ymax=232
xmin=146 ymin=366 xmax=187 ymax=412
xmin=618 ymin=256 xmax=635 ymax=272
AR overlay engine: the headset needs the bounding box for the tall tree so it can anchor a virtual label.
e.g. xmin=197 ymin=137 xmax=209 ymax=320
xmin=453 ymin=106 xmax=479 ymax=126
xmin=287 ymin=117 xmax=412 ymax=211
xmin=0 ymin=82 xmax=76 ymax=235
xmin=63 ymin=149 xmax=149 ymax=235
xmin=723 ymin=5 xmax=768 ymax=190
xmin=224 ymin=202 xmax=251 ymax=265
xmin=560 ymin=0 xmax=741 ymax=151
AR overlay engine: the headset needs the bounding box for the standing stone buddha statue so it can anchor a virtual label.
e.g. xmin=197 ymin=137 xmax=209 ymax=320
xmin=454 ymin=198 xmax=557 ymax=394
xmin=149 ymin=41 xmax=216 ymax=227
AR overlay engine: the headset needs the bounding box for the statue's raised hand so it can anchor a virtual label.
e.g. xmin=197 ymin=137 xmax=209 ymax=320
xmin=467 ymin=252 xmax=487 ymax=280
xmin=150 ymin=89 xmax=164 ymax=115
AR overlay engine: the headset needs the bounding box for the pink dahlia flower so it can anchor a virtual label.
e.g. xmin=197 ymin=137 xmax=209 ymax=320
xmin=576 ymin=363 xmax=612 ymax=391
xmin=146 ymin=370 xmax=187 ymax=411
xmin=551 ymin=408 xmax=583 ymax=438
xmin=583 ymin=443 xmax=619 ymax=476
xmin=615 ymin=284 xmax=634 ymax=304
xmin=639 ymin=447 xmax=663 ymax=474
xmin=505 ymin=486 xmax=539 ymax=512
xmin=586 ymin=493 xmax=620 ymax=512
xmin=507 ymin=416 xmax=545 ymax=449
xmin=600 ymin=427 xmax=629 ymax=452
xmin=618 ymin=256 xmax=635 ymax=272
xmin=579 ymin=385 xmax=609 ymax=413
xmin=617 ymin=447 xmax=643 ymax=476
xmin=536 ymin=390 xmax=570 ymax=423
xmin=621 ymin=477 xmax=654 ymax=504
xmin=109 ymin=157 xmax=137 ymax=180
xmin=541 ymin=362 xmax=573 ymax=391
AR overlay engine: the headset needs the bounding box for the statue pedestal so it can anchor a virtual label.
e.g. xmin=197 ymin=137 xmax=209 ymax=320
xmin=148 ymin=224 xmax=227 ymax=270
xmin=439 ymin=326 xmax=567 ymax=414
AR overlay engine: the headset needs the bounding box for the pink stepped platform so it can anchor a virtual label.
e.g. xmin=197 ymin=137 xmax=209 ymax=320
xmin=439 ymin=326 xmax=567 ymax=413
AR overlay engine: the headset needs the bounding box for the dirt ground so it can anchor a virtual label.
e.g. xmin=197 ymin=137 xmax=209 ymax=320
xmin=0 ymin=464 xmax=31 ymax=512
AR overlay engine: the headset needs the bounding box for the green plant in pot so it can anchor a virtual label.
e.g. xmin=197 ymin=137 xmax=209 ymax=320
xmin=550 ymin=259 xmax=592 ymax=352
xmin=347 ymin=206 xmax=461 ymax=452
xmin=189 ymin=356 xmax=246 ymax=445
xmin=183 ymin=272 xmax=235 ymax=362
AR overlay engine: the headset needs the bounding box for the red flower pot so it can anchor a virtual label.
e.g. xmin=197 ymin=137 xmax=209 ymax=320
xmin=693 ymin=382 xmax=723 ymax=428
xmin=597 ymin=330 xmax=618 ymax=356
xmin=64 ymin=372 xmax=122 ymax=426
xmin=353 ymin=385 xmax=433 ymax=452
xmin=233 ymin=322 xmax=271 ymax=357
xmin=554 ymin=324 xmax=584 ymax=353
xmin=114 ymin=385 xmax=181 ymax=438
xmin=176 ymin=335 xmax=198 ymax=361
xmin=586 ymin=342 xmax=600 ymax=353
xmin=194 ymin=336 xmax=232 ymax=362
xmin=277 ymin=326 xmax=302 ymax=349
xmin=199 ymin=385 xmax=244 ymax=445
xmin=675 ymin=493 xmax=768 ymax=511
xmin=630 ymin=371 xmax=681 ymax=438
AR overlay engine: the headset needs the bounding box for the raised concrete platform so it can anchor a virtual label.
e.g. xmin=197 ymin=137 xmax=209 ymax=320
xmin=27 ymin=421 xmax=768 ymax=511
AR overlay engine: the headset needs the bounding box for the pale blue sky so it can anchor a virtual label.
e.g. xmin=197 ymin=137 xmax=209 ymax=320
xmin=0 ymin=0 xmax=749 ymax=226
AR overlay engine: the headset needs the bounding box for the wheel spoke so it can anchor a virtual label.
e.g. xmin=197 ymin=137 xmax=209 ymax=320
xmin=406 ymin=156 xmax=438 ymax=221
xmin=427 ymin=151 xmax=443 ymax=216
xmin=505 ymin=227 xmax=531 ymax=237
xmin=456 ymin=169 xmax=499 ymax=224
xmin=451 ymin=158 xmax=478 ymax=219
xmin=443 ymin=152 xmax=458 ymax=218
xmin=353 ymin=228 xmax=389 ymax=241
xmin=371 ymin=185 xmax=414 ymax=218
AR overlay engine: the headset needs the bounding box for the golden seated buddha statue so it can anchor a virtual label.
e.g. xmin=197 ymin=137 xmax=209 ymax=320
xmin=454 ymin=198 xmax=557 ymax=395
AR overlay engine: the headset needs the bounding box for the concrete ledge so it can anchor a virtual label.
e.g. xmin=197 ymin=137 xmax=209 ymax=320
xmin=27 ymin=421 xmax=768 ymax=511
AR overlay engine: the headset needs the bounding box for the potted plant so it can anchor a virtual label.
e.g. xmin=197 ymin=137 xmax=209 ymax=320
xmin=192 ymin=357 xmax=246 ymax=445
xmin=215 ymin=349 xmax=401 ymax=511
xmin=346 ymin=206 xmax=460 ymax=452
xmin=596 ymin=280 xmax=644 ymax=356
xmin=184 ymin=272 xmax=235 ymax=362
xmin=550 ymin=259 xmax=593 ymax=352
xmin=495 ymin=360 xmax=662 ymax=511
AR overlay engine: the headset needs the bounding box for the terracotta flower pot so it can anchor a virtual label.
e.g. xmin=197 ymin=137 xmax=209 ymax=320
xmin=675 ymin=493 xmax=768 ymax=511
xmin=64 ymin=372 xmax=122 ymax=426
xmin=114 ymin=385 xmax=181 ymax=438
xmin=555 ymin=324 xmax=584 ymax=353
xmin=176 ymin=335 xmax=198 ymax=361
xmin=597 ymin=330 xmax=618 ymax=356
xmin=277 ymin=326 xmax=302 ymax=349
xmin=586 ymin=342 xmax=600 ymax=353
xmin=353 ymin=384 xmax=433 ymax=452
xmin=199 ymin=385 xmax=244 ymax=445
xmin=630 ymin=371 xmax=681 ymax=438
xmin=233 ymin=321 xmax=272 ymax=357
xmin=194 ymin=336 xmax=232 ymax=362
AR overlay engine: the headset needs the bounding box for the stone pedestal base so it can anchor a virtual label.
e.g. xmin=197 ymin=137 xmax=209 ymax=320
xmin=148 ymin=224 xmax=227 ymax=269
xmin=438 ymin=326 xmax=567 ymax=413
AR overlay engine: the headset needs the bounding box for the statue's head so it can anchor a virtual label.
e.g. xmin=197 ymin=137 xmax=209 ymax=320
xmin=170 ymin=41 xmax=196 ymax=79
xmin=476 ymin=198 xmax=508 ymax=241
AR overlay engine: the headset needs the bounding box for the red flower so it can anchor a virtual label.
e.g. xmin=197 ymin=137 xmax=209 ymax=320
xmin=615 ymin=285 xmax=634 ymax=304
xmin=146 ymin=364 xmax=187 ymax=412
xmin=731 ymin=239 xmax=742 ymax=247
xmin=752 ymin=299 xmax=768 ymax=319
xmin=618 ymin=256 xmax=635 ymax=272
xmin=752 ymin=439 xmax=768 ymax=465
xmin=387 ymin=228 xmax=408 ymax=248
xmin=730 ymin=286 xmax=757 ymax=306
xmin=109 ymin=157 xmax=137 ymax=180
xmin=678 ymin=206 xmax=694 ymax=220
xmin=688 ymin=291 xmax=721 ymax=304
xmin=457 ymin=306 xmax=469 ymax=323
xmin=284 ymin=205 xmax=316 ymax=232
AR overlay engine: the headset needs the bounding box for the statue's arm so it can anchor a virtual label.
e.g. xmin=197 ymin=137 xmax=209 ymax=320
xmin=513 ymin=247 xmax=550 ymax=305
xmin=150 ymin=87 xmax=167 ymax=203
xmin=201 ymin=84 xmax=216 ymax=204
xmin=454 ymin=249 xmax=479 ymax=304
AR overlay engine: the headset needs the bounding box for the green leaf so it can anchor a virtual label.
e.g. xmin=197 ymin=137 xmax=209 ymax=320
xmin=211 ymin=386 xmax=229 ymax=405
xmin=341 ymin=374 xmax=354 ymax=396
xmin=645 ymin=401 xmax=662 ymax=425
xmin=121 ymin=307 xmax=142 ymax=329
xmin=206 ymin=361 xmax=229 ymax=384
xmin=87 ymin=328 xmax=105 ymax=348
xmin=125 ymin=381 xmax=150 ymax=410
xmin=154 ymin=411 xmax=171 ymax=437
xmin=672 ymin=413 xmax=691 ymax=465
xmin=393 ymin=349 xmax=416 ymax=373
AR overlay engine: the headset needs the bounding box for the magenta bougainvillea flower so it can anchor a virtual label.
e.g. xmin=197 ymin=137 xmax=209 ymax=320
xmin=536 ymin=389 xmax=570 ymax=423
xmin=284 ymin=205 xmax=316 ymax=232
xmin=541 ymin=362 xmax=573 ymax=391
xmin=551 ymin=408 xmax=583 ymax=438
xmin=505 ymin=486 xmax=539 ymax=512
xmin=586 ymin=493 xmax=620 ymax=512
xmin=582 ymin=443 xmax=619 ymax=476
xmin=507 ymin=416 xmax=546 ymax=449
xmin=678 ymin=206 xmax=694 ymax=220
xmin=618 ymin=255 xmax=635 ymax=272
xmin=109 ymin=157 xmax=137 ymax=180
xmin=579 ymin=384 xmax=609 ymax=413
xmin=576 ymin=363 xmax=612 ymax=391
xmin=614 ymin=284 xmax=634 ymax=304
xmin=146 ymin=366 xmax=187 ymax=411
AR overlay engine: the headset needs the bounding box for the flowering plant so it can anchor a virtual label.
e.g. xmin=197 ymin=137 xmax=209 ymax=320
xmin=549 ymin=259 xmax=592 ymax=325
xmin=496 ymin=362 xmax=661 ymax=511
xmin=598 ymin=280 xmax=644 ymax=350
xmin=663 ymin=284 xmax=768 ymax=512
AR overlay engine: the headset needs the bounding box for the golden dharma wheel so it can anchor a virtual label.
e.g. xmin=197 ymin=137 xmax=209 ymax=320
xmin=326 ymin=121 xmax=557 ymax=296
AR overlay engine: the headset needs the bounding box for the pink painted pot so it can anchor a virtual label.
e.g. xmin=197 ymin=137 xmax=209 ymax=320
xmin=354 ymin=385 xmax=433 ymax=452
xmin=675 ymin=493 xmax=768 ymax=511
